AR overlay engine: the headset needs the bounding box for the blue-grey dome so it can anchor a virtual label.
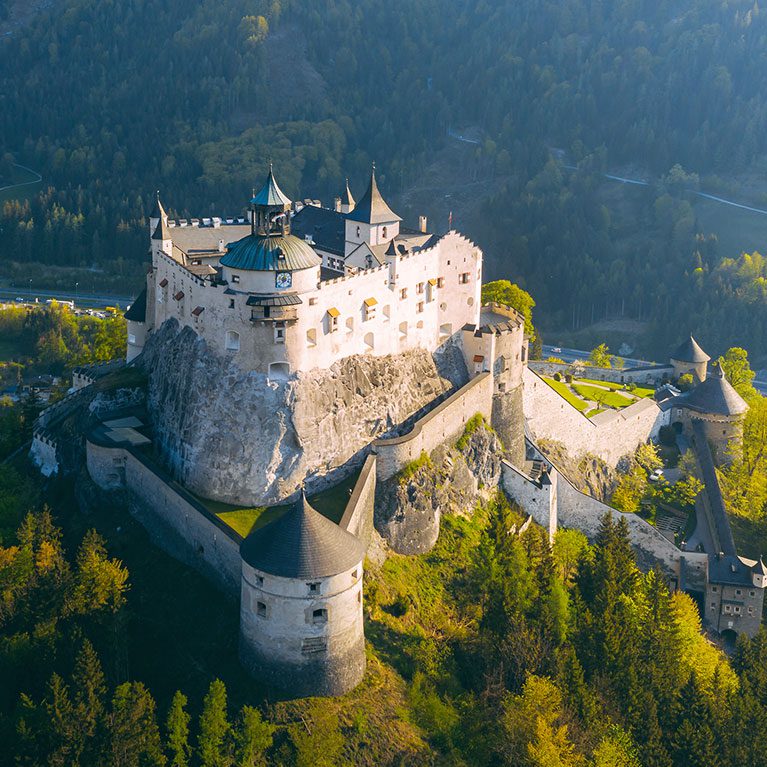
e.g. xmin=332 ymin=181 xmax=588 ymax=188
xmin=220 ymin=233 xmax=321 ymax=272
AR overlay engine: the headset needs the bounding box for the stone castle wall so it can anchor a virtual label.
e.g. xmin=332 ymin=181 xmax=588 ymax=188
xmin=523 ymin=367 xmax=668 ymax=467
xmin=339 ymin=454 xmax=376 ymax=544
xmin=86 ymin=440 xmax=242 ymax=597
xmin=529 ymin=360 xmax=673 ymax=385
xmin=373 ymin=372 xmax=495 ymax=481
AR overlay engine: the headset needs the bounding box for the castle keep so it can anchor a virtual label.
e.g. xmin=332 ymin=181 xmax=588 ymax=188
xmin=33 ymin=166 xmax=762 ymax=698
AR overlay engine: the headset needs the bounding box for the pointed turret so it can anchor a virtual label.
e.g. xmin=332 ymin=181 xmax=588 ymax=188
xmin=149 ymin=190 xmax=168 ymax=235
xmin=249 ymin=164 xmax=292 ymax=236
xmin=346 ymin=165 xmax=400 ymax=225
xmin=340 ymin=178 xmax=355 ymax=214
xmin=385 ymin=238 xmax=398 ymax=257
xmin=151 ymin=215 xmax=172 ymax=243
xmin=671 ymin=334 xmax=711 ymax=383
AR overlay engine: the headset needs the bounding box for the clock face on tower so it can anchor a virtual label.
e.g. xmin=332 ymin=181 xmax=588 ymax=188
xmin=275 ymin=271 xmax=292 ymax=289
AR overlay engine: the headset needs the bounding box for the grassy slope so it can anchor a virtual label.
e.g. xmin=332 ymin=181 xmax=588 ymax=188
xmin=571 ymin=382 xmax=634 ymax=408
xmin=542 ymin=376 xmax=589 ymax=412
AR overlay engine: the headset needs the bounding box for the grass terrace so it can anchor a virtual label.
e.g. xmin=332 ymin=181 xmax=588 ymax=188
xmin=542 ymin=374 xmax=654 ymax=418
xmin=198 ymin=468 xmax=362 ymax=538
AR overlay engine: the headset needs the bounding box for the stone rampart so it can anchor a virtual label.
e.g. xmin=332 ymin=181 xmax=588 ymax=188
xmin=529 ymin=360 xmax=673 ymax=385
xmin=373 ymin=372 xmax=494 ymax=481
xmin=339 ymin=454 xmax=376 ymax=544
xmin=523 ymin=367 xmax=668 ymax=467
xmin=86 ymin=439 xmax=241 ymax=597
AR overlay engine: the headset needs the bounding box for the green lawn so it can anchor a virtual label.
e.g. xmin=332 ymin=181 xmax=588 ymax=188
xmin=585 ymin=408 xmax=606 ymax=418
xmin=576 ymin=377 xmax=654 ymax=399
xmin=542 ymin=377 xmax=590 ymax=412
xmin=572 ymin=383 xmax=634 ymax=408
xmin=216 ymin=506 xmax=281 ymax=537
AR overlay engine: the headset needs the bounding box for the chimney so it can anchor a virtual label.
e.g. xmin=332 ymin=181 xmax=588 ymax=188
xmin=419 ymin=215 xmax=428 ymax=233
xmin=334 ymin=197 xmax=342 ymax=213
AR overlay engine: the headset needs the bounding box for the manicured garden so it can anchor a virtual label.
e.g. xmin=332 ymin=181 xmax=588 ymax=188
xmin=542 ymin=374 xmax=654 ymax=417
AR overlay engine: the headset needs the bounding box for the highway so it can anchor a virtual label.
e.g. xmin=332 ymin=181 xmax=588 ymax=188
xmin=0 ymin=287 xmax=136 ymax=309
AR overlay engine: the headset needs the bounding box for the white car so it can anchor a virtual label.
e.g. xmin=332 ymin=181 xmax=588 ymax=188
xmin=649 ymin=468 xmax=665 ymax=482
xmin=552 ymin=346 xmax=562 ymax=353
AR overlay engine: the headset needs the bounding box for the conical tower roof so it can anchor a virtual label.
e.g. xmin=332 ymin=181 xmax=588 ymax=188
xmin=346 ymin=166 xmax=401 ymax=224
xmin=151 ymin=215 xmax=171 ymax=241
xmin=671 ymin=335 xmax=710 ymax=364
xmin=684 ymin=362 xmax=748 ymax=416
xmin=240 ymin=492 xmax=365 ymax=579
xmin=250 ymin=165 xmax=291 ymax=207
xmin=149 ymin=190 xmax=167 ymax=220
xmin=341 ymin=178 xmax=355 ymax=209
xmin=385 ymin=238 xmax=398 ymax=257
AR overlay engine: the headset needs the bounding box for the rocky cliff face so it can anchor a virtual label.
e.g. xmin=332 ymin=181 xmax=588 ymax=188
xmin=375 ymin=423 xmax=504 ymax=555
xmin=140 ymin=319 xmax=464 ymax=506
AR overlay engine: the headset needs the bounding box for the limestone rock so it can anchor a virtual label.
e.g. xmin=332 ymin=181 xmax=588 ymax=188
xmin=139 ymin=319 xmax=460 ymax=506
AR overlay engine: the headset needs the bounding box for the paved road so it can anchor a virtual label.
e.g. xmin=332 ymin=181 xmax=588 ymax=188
xmin=0 ymin=163 xmax=42 ymax=194
xmin=0 ymin=287 xmax=135 ymax=309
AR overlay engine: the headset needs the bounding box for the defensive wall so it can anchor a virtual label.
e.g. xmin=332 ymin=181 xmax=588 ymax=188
xmin=339 ymin=454 xmax=376 ymax=544
xmin=523 ymin=367 xmax=668 ymax=467
xmin=501 ymin=454 xmax=708 ymax=586
xmin=529 ymin=359 xmax=673 ymax=385
xmin=373 ymin=371 xmax=494 ymax=481
xmin=86 ymin=439 xmax=242 ymax=597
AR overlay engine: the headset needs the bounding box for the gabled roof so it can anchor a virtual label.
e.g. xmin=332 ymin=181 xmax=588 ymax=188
xmin=124 ymin=288 xmax=147 ymax=322
xmin=240 ymin=492 xmax=365 ymax=579
xmin=151 ymin=215 xmax=172 ymax=241
xmin=346 ymin=168 xmax=401 ymax=224
xmin=291 ymin=205 xmax=345 ymax=256
xmin=683 ymin=363 xmax=748 ymax=416
xmin=341 ymin=178 xmax=355 ymax=208
xmin=250 ymin=166 xmax=291 ymax=208
xmin=671 ymin=335 xmax=710 ymax=364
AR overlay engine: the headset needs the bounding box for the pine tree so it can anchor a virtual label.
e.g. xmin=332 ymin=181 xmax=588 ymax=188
xmin=669 ymin=674 xmax=719 ymax=767
xmin=198 ymin=680 xmax=233 ymax=767
xmin=72 ymin=639 xmax=107 ymax=764
xmin=234 ymin=706 xmax=275 ymax=767
xmin=166 ymin=691 xmax=191 ymax=767
xmin=108 ymin=682 xmax=166 ymax=767
xmin=43 ymin=673 xmax=78 ymax=767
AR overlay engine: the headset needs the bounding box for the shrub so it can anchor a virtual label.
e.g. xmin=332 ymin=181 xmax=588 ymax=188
xmin=553 ymin=372 xmax=561 ymax=381
xmin=396 ymin=450 xmax=433 ymax=485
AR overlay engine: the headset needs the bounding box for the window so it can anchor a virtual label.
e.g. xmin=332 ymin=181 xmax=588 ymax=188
xmin=417 ymin=301 xmax=424 ymax=313
xmin=712 ymin=586 xmax=718 ymax=592
xmin=346 ymin=317 xmax=354 ymax=333
xmin=399 ymin=321 xmax=408 ymax=340
xmin=437 ymin=277 xmax=445 ymax=288
xmin=256 ymin=601 xmax=266 ymax=618
xmin=128 ymin=333 xmax=136 ymax=344
xmin=417 ymin=282 xmax=424 ymax=294
xmin=312 ymin=608 xmax=328 ymax=625
xmin=352 ymin=570 xmax=358 ymax=580
xmin=309 ymin=297 xmax=318 ymax=306
xmin=274 ymin=322 xmax=285 ymax=344
xmin=734 ymin=606 xmax=741 ymax=614
xmin=225 ymin=330 xmax=240 ymax=351
xmin=356 ymin=225 xmax=360 ymax=238
xmin=750 ymin=590 xmax=756 ymax=597
xmin=268 ymin=361 xmax=290 ymax=380
xmin=749 ymin=607 xmax=755 ymax=615
xmin=229 ymin=299 xmax=235 ymax=309
xmin=400 ymin=288 xmax=408 ymax=300
xmin=460 ymin=272 xmax=470 ymax=284
xmin=711 ymin=603 xmax=716 ymax=609
xmin=231 ymin=274 xmax=240 ymax=284
xmin=724 ymin=604 xmax=732 ymax=614
xmin=306 ymin=328 xmax=317 ymax=348
xmin=736 ymin=589 xmax=742 ymax=596
xmin=364 ymin=332 xmax=374 ymax=351
xmin=256 ymin=575 xmax=264 ymax=586
xmin=308 ymin=582 xmax=320 ymax=594
xmin=382 ymin=226 xmax=387 ymax=239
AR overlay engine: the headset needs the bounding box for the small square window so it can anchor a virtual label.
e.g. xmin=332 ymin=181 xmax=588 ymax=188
xmin=256 ymin=601 xmax=266 ymax=618
xmin=312 ymin=608 xmax=327 ymax=625
xmin=231 ymin=274 xmax=240 ymax=284
xmin=256 ymin=575 xmax=264 ymax=586
xmin=416 ymin=282 xmax=424 ymax=294
xmin=734 ymin=606 xmax=741 ymax=614
xmin=736 ymin=589 xmax=742 ymax=596
xmin=437 ymin=277 xmax=445 ymax=288
xmin=309 ymin=297 xmax=318 ymax=305
xmin=749 ymin=607 xmax=755 ymax=615
xmin=400 ymin=288 xmax=408 ymax=300
xmin=308 ymin=582 xmax=320 ymax=593
xmin=712 ymin=586 xmax=718 ymax=593
xmin=459 ymin=272 xmax=470 ymax=284
xmin=750 ymin=591 xmax=756 ymax=597
xmin=229 ymin=299 xmax=235 ymax=309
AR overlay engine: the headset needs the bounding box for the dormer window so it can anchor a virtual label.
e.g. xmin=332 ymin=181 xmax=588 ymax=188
xmin=327 ymin=307 xmax=340 ymax=332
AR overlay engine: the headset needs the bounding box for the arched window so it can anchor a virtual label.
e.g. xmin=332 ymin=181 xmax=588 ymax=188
xmin=356 ymin=225 xmax=360 ymax=238
xmin=382 ymin=225 xmax=387 ymax=239
xmin=225 ymin=330 xmax=240 ymax=351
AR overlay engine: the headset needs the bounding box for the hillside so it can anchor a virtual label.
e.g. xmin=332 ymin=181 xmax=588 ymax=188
xmin=5 ymin=0 xmax=767 ymax=357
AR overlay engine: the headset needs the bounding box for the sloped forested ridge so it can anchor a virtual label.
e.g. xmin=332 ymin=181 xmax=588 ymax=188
xmin=4 ymin=0 xmax=767 ymax=354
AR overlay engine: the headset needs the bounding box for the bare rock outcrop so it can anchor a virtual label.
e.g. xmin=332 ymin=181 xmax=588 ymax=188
xmin=139 ymin=319 xmax=463 ymax=506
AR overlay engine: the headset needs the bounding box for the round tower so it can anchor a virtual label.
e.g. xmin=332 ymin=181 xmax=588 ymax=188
xmin=239 ymin=492 xmax=366 ymax=698
xmin=682 ymin=361 xmax=748 ymax=462
xmin=670 ymin=334 xmax=710 ymax=383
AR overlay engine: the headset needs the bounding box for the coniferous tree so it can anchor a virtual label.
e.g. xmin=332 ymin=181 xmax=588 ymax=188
xmin=198 ymin=680 xmax=233 ymax=767
xmin=108 ymin=682 xmax=166 ymax=767
xmin=166 ymin=691 xmax=191 ymax=767
xmin=233 ymin=706 xmax=275 ymax=767
xmin=72 ymin=639 xmax=107 ymax=764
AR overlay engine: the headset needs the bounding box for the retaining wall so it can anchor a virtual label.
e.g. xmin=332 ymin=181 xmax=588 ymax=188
xmin=523 ymin=367 xmax=668 ymax=466
xmin=86 ymin=440 xmax=242 ymax=597
xmin=529 ymin=360 xmax=673 ymax=385
xmin=373 ymin=372 xmax=494 ymax=480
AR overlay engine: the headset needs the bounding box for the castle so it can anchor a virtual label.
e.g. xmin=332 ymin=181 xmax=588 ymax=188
xmin=31 ymin=165 xmax=763 ymax=698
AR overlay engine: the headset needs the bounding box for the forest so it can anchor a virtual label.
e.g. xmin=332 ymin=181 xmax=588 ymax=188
xmin=4 ymin=0 xmax=767 ymax=358
xmin=3 ymin=473 xmax=767 ymax=766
